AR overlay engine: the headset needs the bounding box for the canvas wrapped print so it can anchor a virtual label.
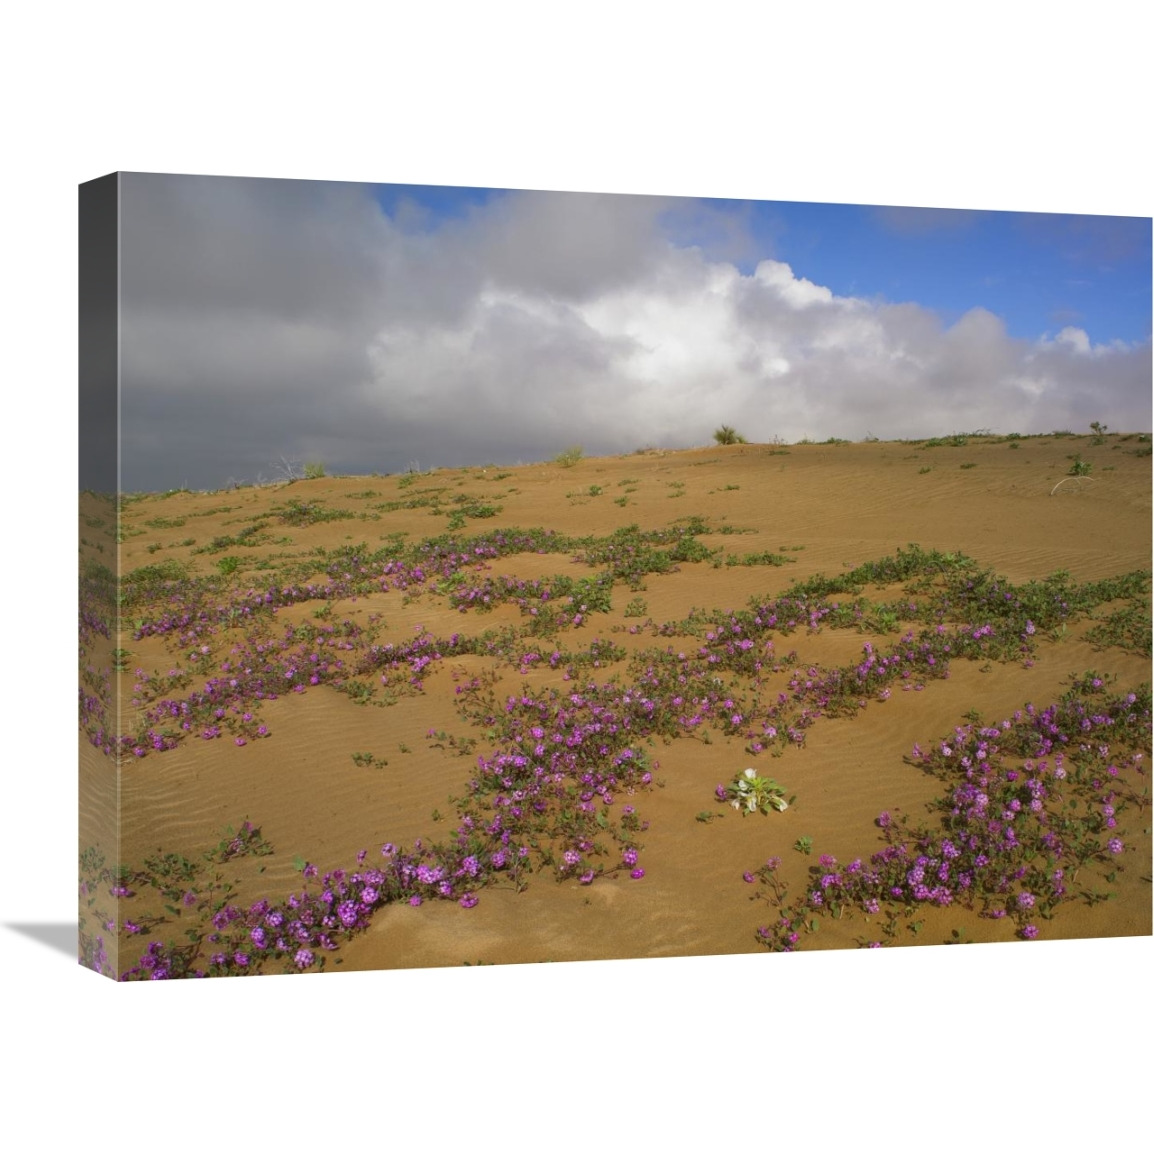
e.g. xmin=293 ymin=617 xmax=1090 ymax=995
xmin=78 ymin=172 xmax=1152 ymax=981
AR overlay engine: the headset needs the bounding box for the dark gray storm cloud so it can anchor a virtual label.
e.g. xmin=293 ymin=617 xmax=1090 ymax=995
xmin=117 ymin=173 xmax=1152 ymax=491
xmin=120 ymin=173 xmax=394 ymax=486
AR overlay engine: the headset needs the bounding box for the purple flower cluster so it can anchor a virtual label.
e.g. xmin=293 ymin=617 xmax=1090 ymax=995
xmin=118 ymin=831 xmax=523 ymax=980
xmin=751 ymin=678 xmax=1149 ymax=951
xmin=87 ymin=516 xmax=1149 ymax=979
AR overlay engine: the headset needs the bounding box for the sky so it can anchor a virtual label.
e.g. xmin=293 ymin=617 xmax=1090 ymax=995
xmin=117 ymin=173 xmax=1151 ymax=492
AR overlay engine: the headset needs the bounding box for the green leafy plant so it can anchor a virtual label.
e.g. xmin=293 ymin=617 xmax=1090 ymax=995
xmin=1069 ymin=455 xmax=1093 ymax=477
xmin=208 ymin=820 xmax=274 ymax=862
xmin=722 ymin=768 xmax=790 ymax=816
xmin=553 ymin=446 xmax=584 ymax=468
xmin=426 ymin=729 xmax=478 ymax=757
xmin=304 ymin=461 xmax=326 ymax=479
xmin=723 ymin=550 xmax=795 ymax=568
xmin=713 ymin=425 xmax=747 ymax=445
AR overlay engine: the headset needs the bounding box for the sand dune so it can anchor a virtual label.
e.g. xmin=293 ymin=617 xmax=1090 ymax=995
xmin=79 ymin=432 xmax=1152 ymax=977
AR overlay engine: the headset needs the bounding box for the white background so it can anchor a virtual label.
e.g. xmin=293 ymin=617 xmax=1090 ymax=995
xmin=1 ymin=4 xmax=1149 ymax=1148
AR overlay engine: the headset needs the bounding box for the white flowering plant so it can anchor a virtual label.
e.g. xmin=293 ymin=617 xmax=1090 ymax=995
xmin=723 ymin=768 xmax=790 ymax=816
